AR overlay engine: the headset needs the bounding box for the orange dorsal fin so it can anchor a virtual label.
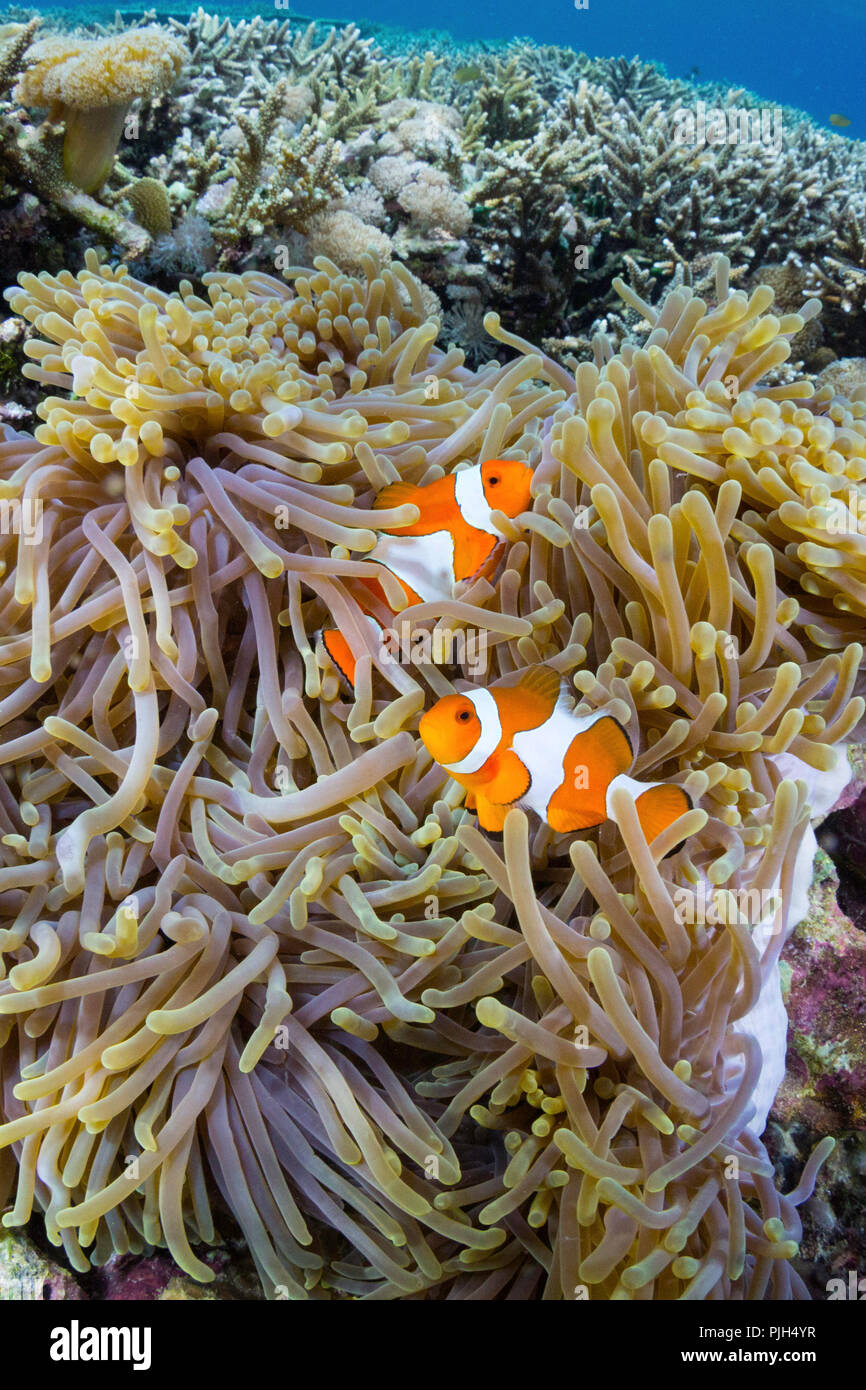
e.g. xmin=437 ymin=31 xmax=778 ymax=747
xmin=374 ymin=474 xmax=457 ymax=535
xmin=585 ymin=713 xmax=633 ymax=775
xmin=493 ymin=666 xmax=562 ymax=740
xmin=634 ymin=784 xmax=692 ymax=843
xmin=321 ymin=629 xmax=357 ymax=689
xmin=514 ymin=666 xmax=562 ymax=706
xmin=373 ymin=482 xmax=423 ymax=513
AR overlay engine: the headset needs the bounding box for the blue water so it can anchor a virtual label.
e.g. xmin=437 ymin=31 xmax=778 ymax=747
xmin=302 ymin=0 xmax=866 ymax=137
xmin=17 ymin=0 xmax=866 ymax=138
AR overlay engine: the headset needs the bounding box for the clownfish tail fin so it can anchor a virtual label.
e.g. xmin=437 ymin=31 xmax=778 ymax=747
xmin=319 ymin=628 xmax=357 ymax=690
xmin=607 ymin=775 xmax=693 ymax=846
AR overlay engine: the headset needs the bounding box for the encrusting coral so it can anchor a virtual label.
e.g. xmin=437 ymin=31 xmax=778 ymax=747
xmin=0 ymin=245 xmax=861 ymax=1298
xmin=125 ymin=178 xmax=173 ymax=239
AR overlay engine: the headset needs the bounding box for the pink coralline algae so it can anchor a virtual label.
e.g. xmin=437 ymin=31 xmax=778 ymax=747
xmin=774 ymin=840 xmax=866 ymax=1132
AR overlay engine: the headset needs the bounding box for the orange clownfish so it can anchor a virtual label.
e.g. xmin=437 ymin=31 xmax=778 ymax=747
xmin=321 ymin=458 xmax=533 ymax=689
xmin=418 ymin=667 xmax=692 ymax=840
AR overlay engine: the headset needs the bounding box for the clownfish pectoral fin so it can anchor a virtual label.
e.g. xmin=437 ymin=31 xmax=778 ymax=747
xmin=478 ymin=749 xmax=532 ymax=806
xmin=321 ymin=629 xmax=358 ymax=689
xmin=474 ymin=794 xmax=509 ymax=833
xmin=634 ymin=783 xmax=693 ymax=845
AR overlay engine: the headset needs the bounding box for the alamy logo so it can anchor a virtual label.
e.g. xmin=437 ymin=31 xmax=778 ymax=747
xmin=826 ymin=1270 xmax=866 ymax=1300
xmin=672 ymin=101 xmax=784 ymax=153
xmin=0 ymin=497 xmax=43 ymax=545
xmin=379 ymin=621 xmax=487 ymax=677
xmin=824 ymin=489 xmax=866 ymax=535
xmin=673 ymin=884 xmax=782 ymax=927
xmin=49 ymin=1320 xmax=152 ymax=1371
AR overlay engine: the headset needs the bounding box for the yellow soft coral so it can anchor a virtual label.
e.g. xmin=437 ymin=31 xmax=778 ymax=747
xmin=14 ymin=26 xmax=187 ymax=192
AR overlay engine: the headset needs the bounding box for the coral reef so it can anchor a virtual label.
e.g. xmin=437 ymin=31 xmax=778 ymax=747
xmin=125 ymin=177 xmax=172 ymax=238
xmin=0 ymin=5 xmax=864 ymax=1306
xmin=766 ymin=833 xmax=866 ymax=1297
xmin=13 ymin=27 xmax=188 ymax=193
xmin=0 ymin=1226 xmax=83 ymax=1300
xmin=3 ymin=12 xmax=866 ymax=374
xmin=216 ymin=112 xmax=346 ymax=246
xmin=144 ymin=213 xmax=218 ymax=280
xmin=774 ymin=851 xmax=866 ymax=1132
xmin=0 ymin=20 xmax=153 ymax=264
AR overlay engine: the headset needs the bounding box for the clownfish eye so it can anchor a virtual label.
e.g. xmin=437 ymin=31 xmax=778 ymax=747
xmin=488 ymin=474 xmax=500 ymax=485
xmin=457 ymin=709 xmax=472 ymax=722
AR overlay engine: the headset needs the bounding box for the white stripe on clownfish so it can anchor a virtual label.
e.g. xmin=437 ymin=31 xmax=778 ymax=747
xmin=454 ymin=465 xmax=505 ymax=536
xmin=443 ymin=688 xmax=502 ymax=776
xmin=367 ymin=530 xmax=456 ymax=604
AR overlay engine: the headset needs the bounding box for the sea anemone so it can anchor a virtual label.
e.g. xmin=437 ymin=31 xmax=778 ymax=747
xmin=0 ymin=249 xmax=860 ymax=1298
xmin=14 ymin=26 xmax=188 ymax=193
xmin=606 ymin=274 xmax=866 ymax=637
